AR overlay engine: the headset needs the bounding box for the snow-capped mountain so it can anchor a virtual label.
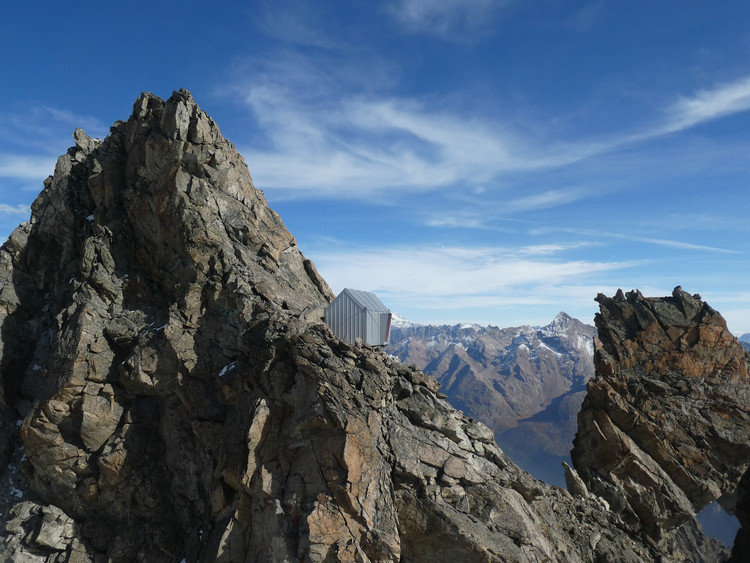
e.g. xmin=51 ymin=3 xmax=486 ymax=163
xmin=386 ymin=312 xmax=597 ymax=485
xmin=389 ymin=312 xmax=420 ymax=329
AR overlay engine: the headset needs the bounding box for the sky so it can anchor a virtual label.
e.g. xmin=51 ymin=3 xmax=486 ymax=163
xmin=2 ymin=1 xmax=750 ymax=334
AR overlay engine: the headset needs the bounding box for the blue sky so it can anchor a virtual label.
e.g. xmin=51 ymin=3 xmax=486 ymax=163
xmin=2 ymin=1 xmax=750 ymax=334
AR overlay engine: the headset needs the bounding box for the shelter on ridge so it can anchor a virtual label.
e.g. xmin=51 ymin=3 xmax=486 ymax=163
xmin=325 ymin=288 xmax=392 ymax=346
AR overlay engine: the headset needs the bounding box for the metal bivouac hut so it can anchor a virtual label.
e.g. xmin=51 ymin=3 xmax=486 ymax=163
xmin=324 ymin=288 xmax=392 ymax=346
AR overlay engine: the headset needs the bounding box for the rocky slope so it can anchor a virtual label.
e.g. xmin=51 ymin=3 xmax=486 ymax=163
xmin=387 ymin=313 xmax=596 ymax=483
xmin=572 ymin=288 xmax=750 ymax=549
xmin=0 ymin=90 xmax=734 ymax=561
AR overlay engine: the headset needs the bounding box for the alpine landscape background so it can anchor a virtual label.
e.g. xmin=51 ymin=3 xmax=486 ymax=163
xmin=387 ymin=312 xmax=596 ymax=486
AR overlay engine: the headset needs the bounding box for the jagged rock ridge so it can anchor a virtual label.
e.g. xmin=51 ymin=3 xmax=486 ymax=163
xmin=0 ymin=91 xmax=730 ymax=561
xmin=572 ymin=287 xmax=750 ymax=544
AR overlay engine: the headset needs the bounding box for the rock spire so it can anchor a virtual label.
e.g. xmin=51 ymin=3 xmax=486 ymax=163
xmin=572 ymin=287 xmax=750 ymax=541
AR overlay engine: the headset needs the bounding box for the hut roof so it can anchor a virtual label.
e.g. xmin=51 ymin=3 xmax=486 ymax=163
xmin=336 ymin=288 xmax=389 ymax=312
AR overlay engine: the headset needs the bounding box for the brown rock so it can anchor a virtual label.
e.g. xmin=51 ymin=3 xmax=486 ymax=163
xmin=572 ymin=287 xmax=750 ymax=540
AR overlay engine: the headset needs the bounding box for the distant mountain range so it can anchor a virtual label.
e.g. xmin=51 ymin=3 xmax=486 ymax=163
xmin=386 ymin=312 xmax=596 ymax=485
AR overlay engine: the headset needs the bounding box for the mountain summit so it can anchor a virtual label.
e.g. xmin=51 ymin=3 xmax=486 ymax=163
xmin=0 ymin=91 xmax=737 ymax=561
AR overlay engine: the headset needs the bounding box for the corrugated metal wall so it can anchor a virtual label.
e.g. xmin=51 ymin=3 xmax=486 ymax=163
xmin=325 ymin=292 xmax=364 ymax=343
xmin=325 ymin=289 xmax=391 ymax=346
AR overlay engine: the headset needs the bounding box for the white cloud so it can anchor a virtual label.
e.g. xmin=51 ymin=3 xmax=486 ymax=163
xmin=231 ymin=49 xmax=750 ymax=209
xmin=541 ymin=226 xmax=741 ymax=255
xmin=600 ymin=75 xmax=750 ymax=147
xmin=0 ymin=104 xmax=106 ymax=150
xmin=664 ymin=76 xmax=750 ymax=133
xmin=346 ymin=99 xmax=524 ymax=169
xmin=309 ymin=242 xmax=653 ymax=328
xmin=239 ymin=83 xmax=561 ymax=197
xmin=632 ymin=236 xmax=740 ymax=254
xmin=40 ymin=107 xmax=106 ymax=136
xmin=312 ymin=244 xmax=638 ymax=303
xmin=386 ymin=0 xmax=507 ymax=36
xmin=0 ymin=155 xmax=57 ymax=179
xmin=422 ymin=211 xmax=491 ymax=229
xmin=0 ymin=104 xmax=105 ymax=192
xmin=559 ymin=3 xmax=603 ymax=32
xmin=505 ymin=188 xmax=589 ymax=212
xmin=514 ymin=242 xmax=599 ymax=256
xmin=257 ymin=2 xmax=339 ymax=49
xmin=0 ymin=204 xmax=30 ymax=215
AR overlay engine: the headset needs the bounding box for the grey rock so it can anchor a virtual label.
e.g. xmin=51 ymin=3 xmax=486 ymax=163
xmin=563 ymin=461 xmax=589 ymax=499
xmin=34 ymin=505 xmax=75 ymax=550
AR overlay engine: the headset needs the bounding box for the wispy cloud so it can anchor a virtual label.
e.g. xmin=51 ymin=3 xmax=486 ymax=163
xmin=559 ymin=3 xmax=603 ymax=32
xmin=0 ymin=104 xmax=106 ymax=150
xmin=313 ymin=243 xmax=637 ymax=302
xmin=542 ymin=226 xmax=741 ymax=255
xmin=663 ymin=76 xmax=750 ymax=133
xmin=422 ymin=210 xmax=495 ymax=229
xmin=307 ymin=241 xmax=658 ymax=327
xmin=0 ymin=155 xmax=57 ymax=179
xmin=386 ymin=0 xmax=509 ymax=37
xmin=0 ymin=103 xmax=106 ymax=189
xmin=631 ymin=236 xmax=740 ymax=254
xmin=514 ymin=242 xmax=599 ymax=256
xmin=257 ymin=1 xmax=339 ymax=49
xmin=37 ymin=107 xmax=106 ymax=135
xmin=238 ymin=78 xmax=559 ymax=197
xmin=598 ymin=75 xmax=750 ymax=148
xmin=505 ymin=188 xmax=589 ymax=212
xmin=0 ymin=204 xmax=31 ymax=215
xmin=231 ymin=46 xmax=750 ymax=210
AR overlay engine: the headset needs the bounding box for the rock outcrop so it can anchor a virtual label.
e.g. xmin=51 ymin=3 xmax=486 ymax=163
xmin=572 ymin=287 xmax=750 ymax=541
xmin=0 ymin=91 xmax=731 ymax=561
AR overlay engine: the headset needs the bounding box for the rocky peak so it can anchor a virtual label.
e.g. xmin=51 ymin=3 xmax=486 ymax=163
xmin=0 ymin=88 xmax=336 ymax=558
xmin=572 ymin=287 xmax=750 ymax=540
xmin=545 ymin=311 xmax=573 ymax=331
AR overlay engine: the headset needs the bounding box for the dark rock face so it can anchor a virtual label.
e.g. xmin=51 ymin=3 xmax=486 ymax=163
xmin=0 ymin=91 xmax=731 ymax=561
xmin=0 ymin=89 xmax=334 ymax=560
xmin=572 ymin=287 xmax=750 ymax=541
